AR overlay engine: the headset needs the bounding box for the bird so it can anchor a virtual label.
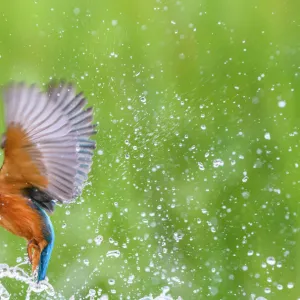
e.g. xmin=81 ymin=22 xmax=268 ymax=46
xmin=0 ymin=81 xmax=96 ymax=282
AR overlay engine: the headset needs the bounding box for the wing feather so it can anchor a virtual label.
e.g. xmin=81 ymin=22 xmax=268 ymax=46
xmin=0 ymin=82 xmax=96 ymax=210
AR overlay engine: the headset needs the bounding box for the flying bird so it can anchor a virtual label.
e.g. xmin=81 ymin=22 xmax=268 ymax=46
xmin=0 ymin=82 xmax=96 ymax=282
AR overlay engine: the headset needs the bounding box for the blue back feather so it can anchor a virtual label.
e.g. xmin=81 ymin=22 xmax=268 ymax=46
xmin=31 ymin=203 xmax=55 ymax=282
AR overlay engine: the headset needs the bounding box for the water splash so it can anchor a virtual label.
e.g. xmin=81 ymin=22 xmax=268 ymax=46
xmin=0 ymin=283 xmax=9 ymax=300
xmin=0 ymin=263 xmax=182 ymax=300
xmin=106 ymin=250 xmax=120 ymax=258
xmin=139 ymin=286 xmax=183 ymax=300
xmin=139 ymin=296 xmax=183 ymax=300
xmin=0 ymin=263 xmax=55 ymax=299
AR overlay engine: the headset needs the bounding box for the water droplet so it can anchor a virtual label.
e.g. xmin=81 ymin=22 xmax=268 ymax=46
xmin=179 ymin=53 xmax=185 ymax=59
xmin=140 ymin=96 xmax=146 ymax=103
xmin=242 ymin=176 xmax=248 ymax=182
xmin=108 ymin=278 xmax=115 ymax=285
xmin=106 ymin=250 xmax=121 ymax=258
xmin=264 ymin=287 xmax=271 ymax=294
xmin=213 ymin=159 xmax=224 ymax=168
xmin=94 ymin=235 xmax=103 ymax=246
xmin=278 ymin=100 xmax=286 ymax=108
xmin=87 ymin=289 xmax=96 ymax=298
xmin=242 ymin=265 xmax=248 ymax=271
xmin=83 ymin=259 xmax=89 ymax=266
xmin=73 ymin=8 xmax=80 ymax=15
xmin=197 ymin=162 xmax=205 ymax=170
xmin=266 ymin=256 xmax=276 ymax=266
xmin=264 ymin=132 xmax=271 ymax=140
xmin=173 ymin=231 xmax=184 ymax=242
xmin=287 ymin=282 xmax=294 ymax=289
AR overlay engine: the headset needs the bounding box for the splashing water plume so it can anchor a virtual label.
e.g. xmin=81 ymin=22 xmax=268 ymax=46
xmin=0 ymin=264 xmax=55 ymax=299
xmin=139 ymin=286 xmax=183 ymax=300
xmin=0 ymin=264 xmax=182 ymax=300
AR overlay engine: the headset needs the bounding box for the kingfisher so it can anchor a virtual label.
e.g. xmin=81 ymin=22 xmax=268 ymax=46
xmin=0 ymin=82 xmax=96 ymax=282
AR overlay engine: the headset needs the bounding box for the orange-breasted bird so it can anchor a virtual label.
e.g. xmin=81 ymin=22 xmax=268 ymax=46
xmin=0 ymin=82 xmax=96 ymax=282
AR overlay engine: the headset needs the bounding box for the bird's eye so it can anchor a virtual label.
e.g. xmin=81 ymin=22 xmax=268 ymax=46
xmin=1 ymin=135 xmax=6 ymax=149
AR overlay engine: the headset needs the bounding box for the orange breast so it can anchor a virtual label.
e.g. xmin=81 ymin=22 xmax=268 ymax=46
xmin=0 ymin=194 xmax=45 ymax=243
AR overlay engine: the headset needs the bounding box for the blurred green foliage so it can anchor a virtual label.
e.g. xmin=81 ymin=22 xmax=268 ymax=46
xmin=0 ymin=0 xmax=300 ymax=299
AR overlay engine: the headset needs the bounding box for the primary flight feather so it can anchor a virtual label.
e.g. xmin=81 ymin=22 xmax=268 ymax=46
xmin=0 ymin=82 xmax=96 ymax=281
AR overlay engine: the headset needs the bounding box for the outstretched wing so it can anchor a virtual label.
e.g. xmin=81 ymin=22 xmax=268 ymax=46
xmin=0 ymin=82 xmax=96 ymax=210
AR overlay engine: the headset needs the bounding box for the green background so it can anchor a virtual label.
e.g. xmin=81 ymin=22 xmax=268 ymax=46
xmin=0 ymin=0 xmax=299 ymax=299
